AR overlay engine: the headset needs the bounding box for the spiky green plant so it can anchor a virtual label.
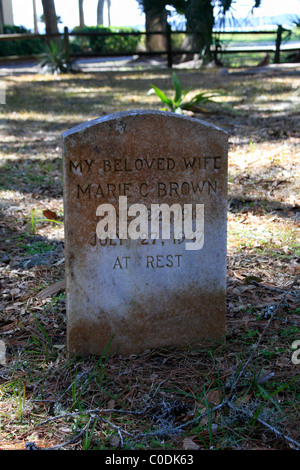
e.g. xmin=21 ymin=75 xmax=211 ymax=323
xmin=39 ymin=41 xmax=75 ymax=74
xmin=148 ymin=72 xmax=223 ymax=114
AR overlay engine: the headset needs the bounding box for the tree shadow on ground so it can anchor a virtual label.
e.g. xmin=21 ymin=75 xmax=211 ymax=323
xmin=227 ymin=195 xmax=299 ymax=217
xmin=0 ymin=156 xmax=63 ymax=199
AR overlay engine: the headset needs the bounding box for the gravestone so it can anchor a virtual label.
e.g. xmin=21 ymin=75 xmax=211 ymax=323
xmin=62 ymin=110 xmax=228 ymax=356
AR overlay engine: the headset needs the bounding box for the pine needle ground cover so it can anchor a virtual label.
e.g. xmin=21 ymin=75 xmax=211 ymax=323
xmin=0 ymin=66 xmax=299 ymax=450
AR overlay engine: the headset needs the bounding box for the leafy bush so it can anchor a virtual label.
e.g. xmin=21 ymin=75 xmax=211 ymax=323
xmin=0 ymin=25 xmax=44 ymax=57
xmin=171 ymin=32 xmax=185 ymax=51
xmin=70 ymin=25 xmax=141 ymax=54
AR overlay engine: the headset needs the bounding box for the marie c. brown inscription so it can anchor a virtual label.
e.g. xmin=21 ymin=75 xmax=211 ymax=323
xmin=77 ymin=180 xmax=218 ymax=199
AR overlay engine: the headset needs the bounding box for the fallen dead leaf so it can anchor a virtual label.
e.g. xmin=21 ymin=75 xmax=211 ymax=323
xmin=232 ymin=285 xmax=256 ymax=295
xmin=109 ymin=435 xmax=120 ymax=448
xmin=233 ymin=272 xmax=245 ymax=280
xmin=235 ymin=394 xmax=252 ymax=406
xmin=183 ymin=436 xmax=200 ymax=450
xmin=107 ymin=399 xmax=116 ymax=409
xmin=43 ymin=209 xmax=58 ymax=220
xmin=35 ymin=279 xmax=65 ymax=299
xmin=206 ymin=390 xmax=221 ymax=405
xmin=59 ymin=426 xmax=73 ymax=433
xmin=198 ymin=424 xmax=219 ymax=437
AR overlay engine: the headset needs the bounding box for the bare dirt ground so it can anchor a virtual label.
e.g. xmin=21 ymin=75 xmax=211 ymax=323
xmin=0 ymin=62 xmax=299 ymax=450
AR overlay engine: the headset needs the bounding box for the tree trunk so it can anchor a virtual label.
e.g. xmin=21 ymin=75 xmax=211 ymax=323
xmin=107 ymin=0 xmax=111 ymax=27
xmin=184 ymin=0 xmax=214 ymax=61
xmin=0 ymin=0 xmax=3 ymax=34
xmin=79 ymin=0 xmax=85 ymax=28
xmin=33 ymin=0 xmax=38 ymax=33
xmin=97 ymin=0 xmax=105 ymax=25
xmin=145 ymin=8 xmax=167 ymax=52
xmin=41 ymin=0 xmax=59 ymax=40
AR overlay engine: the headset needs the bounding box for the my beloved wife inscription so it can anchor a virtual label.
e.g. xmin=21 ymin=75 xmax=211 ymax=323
xmin=62 ymin=110 xmax=228 ymax=356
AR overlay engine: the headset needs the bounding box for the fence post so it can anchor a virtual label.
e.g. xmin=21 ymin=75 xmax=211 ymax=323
xmin=166 ymin=23 xmax=173 ymax=68
xmin=64 ymin=26 xmax=70 ymax=64
xmin=274 ymin=24 xmax=283 ymax=64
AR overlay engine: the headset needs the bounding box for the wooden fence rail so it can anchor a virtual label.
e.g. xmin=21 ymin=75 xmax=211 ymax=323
xmin=0 ymin=24 xmax=297 ymax=68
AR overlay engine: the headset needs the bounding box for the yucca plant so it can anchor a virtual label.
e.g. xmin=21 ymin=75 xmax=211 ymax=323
xmin=39 ymin=41 xmax=75 ymax=75
xmin=148 ymin=72 xmax=223 ymax=114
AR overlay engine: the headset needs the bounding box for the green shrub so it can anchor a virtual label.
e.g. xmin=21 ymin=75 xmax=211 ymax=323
xmin=0 ymin=25 xmax=44 ymax=57
xmin=70 ymin=25 xmax=141 ymax=54
xmin=171 ymin=32 xmax=185 ymax=51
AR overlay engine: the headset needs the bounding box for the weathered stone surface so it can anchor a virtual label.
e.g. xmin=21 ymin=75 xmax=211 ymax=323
xmin=62 ymin=110 xmax=228 ymax=356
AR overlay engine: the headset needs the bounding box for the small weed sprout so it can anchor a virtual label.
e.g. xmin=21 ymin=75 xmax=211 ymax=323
xmin=28 ymin=208 xmax=63 ymax=235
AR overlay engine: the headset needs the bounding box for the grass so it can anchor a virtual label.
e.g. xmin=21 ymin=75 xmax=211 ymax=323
xmin=18 ymin=241 xmax=54 ymax=256
xmin=215 ymin=27 xmax=298 ymax=47
xmin=170 ymin=27 xmax=299 ymax=67
xmin=0 ymin=63 xmax=299 ymax=450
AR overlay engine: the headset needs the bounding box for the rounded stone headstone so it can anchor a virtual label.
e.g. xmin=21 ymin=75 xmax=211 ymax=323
xmin=62 ymin=110 xmax=228 ymax=356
